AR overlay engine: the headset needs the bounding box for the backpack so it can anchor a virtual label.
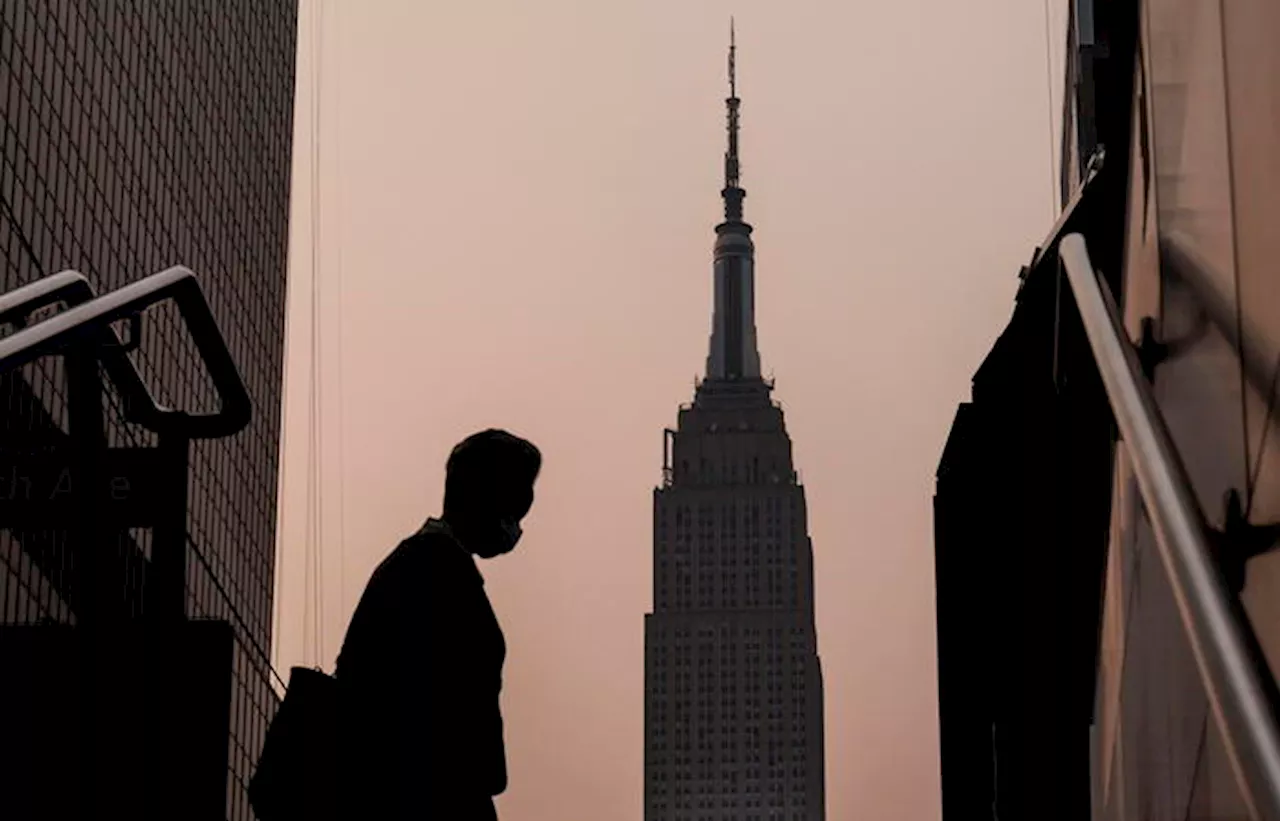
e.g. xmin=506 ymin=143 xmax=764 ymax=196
xmin=248 ymin=666 xmax=340 ymax=821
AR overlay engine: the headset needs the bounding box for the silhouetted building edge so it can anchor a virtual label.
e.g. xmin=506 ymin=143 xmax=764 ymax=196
xmin=932 ymin=1 xmax=1140 ymax=817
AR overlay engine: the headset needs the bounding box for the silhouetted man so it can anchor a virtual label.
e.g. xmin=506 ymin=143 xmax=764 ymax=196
xmin=335 ymin=429 xmax=541 ymax=820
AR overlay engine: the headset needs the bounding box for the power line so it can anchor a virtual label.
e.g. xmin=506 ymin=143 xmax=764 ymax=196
xmin=332 ymin=6 xmax=349 ymax=623
xmin=316 ymin=0 xmax=328 ymax=668
xmin=302 ymin=0 xmax=315 ymax=670
xmin=305 ymin=0 xmax=326 ymax=669
xmin=1043 ymin=0 xmax=1060 ymax=220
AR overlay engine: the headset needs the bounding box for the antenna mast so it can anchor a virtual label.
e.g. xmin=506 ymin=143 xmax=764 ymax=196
xmin=722 ymin=19 xmax=745 ymax=221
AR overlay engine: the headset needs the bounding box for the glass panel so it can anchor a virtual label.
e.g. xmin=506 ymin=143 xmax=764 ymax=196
xmin=1106 ymin=443 xmax=1212 ymax=820
xmin=1145 ymin=0 xmax=1235 ymax=282
xmin=1120 ymin=35 xmax=1161 ymax=341
xmin=1186 ymin=700 xmax=1253 ymax=820
xmin=1220 ymin=0 xmax=1280 ymax=412
xmin=1145 ymin=0 xmax=1249 ymax=534
xmin=1096 ymin=447 xmax=1137 ymax=810
xmin=1221 ymin=0 xmax=1280 ymax=691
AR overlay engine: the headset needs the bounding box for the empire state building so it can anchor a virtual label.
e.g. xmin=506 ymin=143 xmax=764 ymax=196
xmin=644 ymin=27 xmax=826 ymax=821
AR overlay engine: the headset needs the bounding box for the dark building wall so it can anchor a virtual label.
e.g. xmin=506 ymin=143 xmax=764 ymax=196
xmin=933 ymin=223 xmax=1115 ymax=821
xmin=932 ymin=403 xmax=995 ymax=817
xmin=933 ymin=2 xmax=1139 ymax=817
xmin=0 ymin=3 xmax=297 ymax=819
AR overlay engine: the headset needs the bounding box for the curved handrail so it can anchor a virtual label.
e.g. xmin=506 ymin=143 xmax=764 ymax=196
xmin=0 ymin=267 xmax=250 ymax=439
xmin=1060 ymin=233 xmax=1280 ymax=820
xmin=0 ymin=271 xmax=94 ymax=326
xmin=0 ymin=271 xmax=178 ymax=437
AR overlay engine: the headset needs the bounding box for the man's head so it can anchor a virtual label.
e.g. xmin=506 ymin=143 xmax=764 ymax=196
xmin=442 ymin=429 xmax=541 ymax=558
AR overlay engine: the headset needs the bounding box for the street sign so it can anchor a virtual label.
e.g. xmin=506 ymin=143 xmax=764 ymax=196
xmin=0 ymin=448 xmax=175 ymax=528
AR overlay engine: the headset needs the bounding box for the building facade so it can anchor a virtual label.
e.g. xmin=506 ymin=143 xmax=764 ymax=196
xmin=0 ymin=3 xmax=297 ymax=819
xmin=1092 ymin=0 xmax=1280 ymax=816
xmin=935 ymin=0 xmax=1280 ymax=818
xmin=644 ymin=33 xmax=826 ymax=821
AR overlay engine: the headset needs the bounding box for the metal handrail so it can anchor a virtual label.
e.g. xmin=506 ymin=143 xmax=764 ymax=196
xmin=0 ymin=271 xmax=174 ymax=437
xmin=1060 ymin=233 xmax=1280 ymax=820
xmin=0 ymin=267 xmax=250 ymax=439
xmin=0 ymin=270 xmax=94 ymax=325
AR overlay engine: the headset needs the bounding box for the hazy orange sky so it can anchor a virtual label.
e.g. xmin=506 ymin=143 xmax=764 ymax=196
xmin=273 ymin=2 xmax=1070 ymax=818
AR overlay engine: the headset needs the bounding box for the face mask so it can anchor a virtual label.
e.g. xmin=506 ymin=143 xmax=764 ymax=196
xmin=498 ymin=518 xmax=523 ymax=551
xmin=452 ymin=514 xmax=524 ymax=558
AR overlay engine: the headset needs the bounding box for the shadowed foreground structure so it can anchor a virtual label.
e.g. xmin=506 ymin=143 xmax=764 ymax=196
xmin=935 ymin=0 xmax=1280 ymax=818
xmin=0 ymin=2 xmax=298 ymax=818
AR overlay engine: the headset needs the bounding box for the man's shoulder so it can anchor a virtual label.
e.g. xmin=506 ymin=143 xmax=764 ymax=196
xmin=380 ymin=528 xmax=480 ymax=586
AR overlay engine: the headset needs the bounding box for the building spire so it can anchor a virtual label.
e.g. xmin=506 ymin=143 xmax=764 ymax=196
xmin=704 ymin=19 xmax=761 ymax=384
xmin=722 ymin=19 xmax=745 ymax=222
xmin=729 ymin=17 xmax=736 ymax=96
